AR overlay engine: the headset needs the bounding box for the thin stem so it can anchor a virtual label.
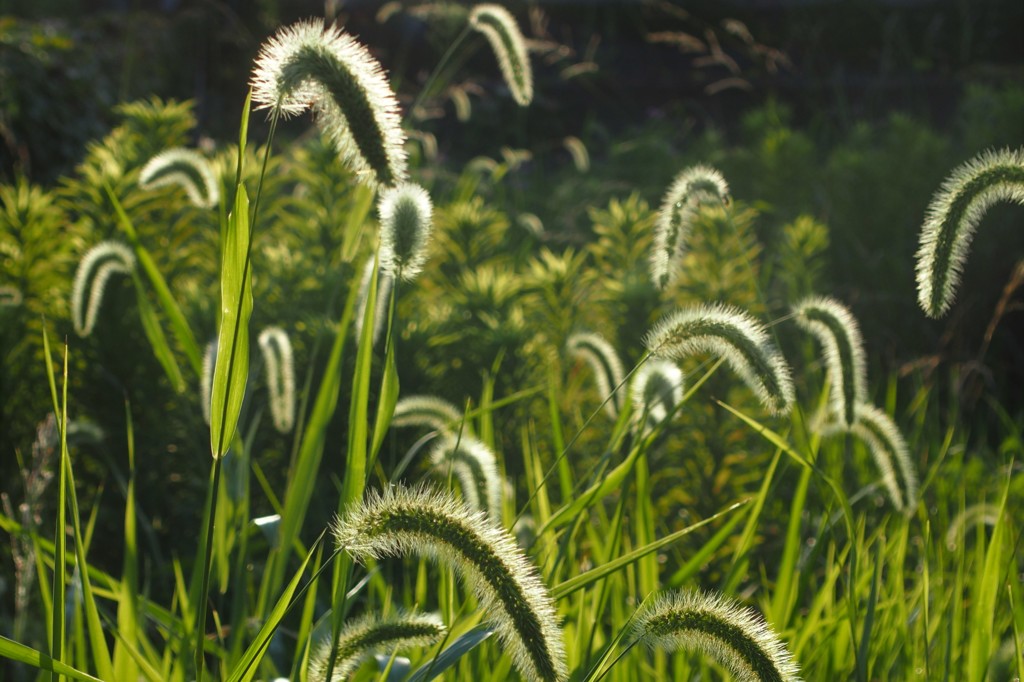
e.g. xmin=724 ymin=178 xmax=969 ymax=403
xmin=194 ymin=456 xmax=222 ymax=681
xmin=403 ymin=24 xmax=472 ymax=125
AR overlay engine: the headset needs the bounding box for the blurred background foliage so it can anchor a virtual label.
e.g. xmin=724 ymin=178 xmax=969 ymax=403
xmin=1 ymin=0 xmax=1022 ymax=636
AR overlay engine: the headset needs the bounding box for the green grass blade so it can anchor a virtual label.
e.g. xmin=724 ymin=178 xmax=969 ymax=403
xmin=130 ymin=270 xmax=186 ymax=393
xmin=0 ymin=636 xmax=104 ymax=682
xmin=721 ymin=447 xmax=782 ymax=593
xmin=210 ymin=182 xmax=252 ymax=460
xmin=551 ymin=499 xmax=749 ymax=599
xmin=370 ymin=327 xmax=400 ymax=464
xmin=103 ymin=183 xmax=202 ymax=374
xmin=967 ymin=466 xmax=1011 ymax=681
xmin=343 ymin=256 xmax=378 ymax=512
xmin=667 ymin=502 xmax=747 ymax=588
xmin=41 ymin=328 xmax=66 ymax=681
xmin=856 ymin=543 xmax=882 ymax=679
xmin=114 ymin=401 xmax=140 ymax=682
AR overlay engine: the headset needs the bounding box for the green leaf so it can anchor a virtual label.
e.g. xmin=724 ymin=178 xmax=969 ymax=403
xmin=210 ymin=184 xmax=253 ymax=459
xmin=131 ymin=271 xmax=186 ymax=393
xmin=406 ymin=625 xmax=494 ymax=682
xmin=343 ymin=256 xmax=379 ymax=512
xmin=0 ymin=636 xmax=104 ymax=682
xmin=41 ymin=328 xmax=66 ymax=681
xmin=369 ymin=334 xmax=400 ymax=463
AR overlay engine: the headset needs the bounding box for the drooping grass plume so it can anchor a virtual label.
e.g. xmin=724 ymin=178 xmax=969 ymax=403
xmin=138 ymin=148 xmax=220 ymax=209
xmin=250 ymin=18 xmax=408 ymax=188
xmin=792 ymin=296 xmax=867 ymax=427
xmin=308 ymin=610 xmax=446 ymax=681
xmin=567 ymin=331 xmax=626 ymax=417
xmin=257 ymin=326 xmax=295 ymax=433
xmin=631 ymin=358 xmax=685 ymax=430
xmin=378 ymin=183 xmax=434 ymax=281
xmin=430 ymin=434 xmax=503 ymax=520
xmin=851 ymin=403 xmax=919 ymax=513
xmin=915 ymin=147 xmax=1024 ymax=317
xmin=469 ymin=4 xmax=534 ymax=106
xmin=200 ymin=339 xmax=216 ymax=425
xmin=71 ymin=241 xmax=136 ymax=337
xmin=644 ymin=303 xmax=794 ymax=415
xmin=392 ymin=395 xmax=466 ymax=433
xmin=334 ymin=486 xmax=568 ymax=682
xmin=650 ymin=164 xmax=730 ymax=289
xmin=354 ymin=256 xmax=393 ymax=348
xmin=630 ymin=590 xmax=802 ymax=682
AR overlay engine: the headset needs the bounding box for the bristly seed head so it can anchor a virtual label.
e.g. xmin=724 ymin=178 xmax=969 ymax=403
xmin=915 ymin=147 xmax=1024 ymax=317
xmin=71 ymin=241 xmax=136 ymax=337
xmin=257 ymin=326 xmax=296 ymax=433
xmin=644 ymin=303 xmax=794 ymax=415
xmin=392 ymin=394 xmax=467 ymax=433
xmin=792 ymin=296 xmax=867 ymax=428
xmin=631 ymin=358 xmax=685 ymax=432
xmin=430 ymin=434 xmax=504 ymax=521
xmin=250 ymin=18 xmax=408 ymax=188
xmin=469 ymin=4 xmax=534 ymax=106
xmin=567 ymin=331 xmax=626 ymax=418
xmin=631 ymin=590 xmax=802 ymax=682
xmin=138 ymin=148 xmax=220 ymax=209
xmin=851 ymin=403 xmax=918 ymax=514
xmin=333 ymin=485 xmax=567 ymax=681
xmin=378 ymin=183 xmax=434 ymax=281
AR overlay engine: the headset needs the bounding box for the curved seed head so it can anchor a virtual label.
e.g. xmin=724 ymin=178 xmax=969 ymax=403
xmin=792 ymin=296 xmax=867 ymax=428
xmin=200 ymin=339 xmax=217 ymax=425
xmin=392 ymin=395 xmax=467 ymax=433
xmin=431 ymin=434 xmax=504 ymax=521
xmin=138 ymin=148 xmax=220 ymax=209
xmin=257 ymin=326 xmax=296 ymax=433
xmin=251 ymin=19 xmax=408 ymax=188
xmin=631 ymin=359 xmax=685 ymax=431
xmin=309 ymin=610 xmax=446 ymax=681
xmin=644 ymin=303 xmax=794 ymax=415
xmin=915 ymin=147 xmax=1024 ymax=317
xmin=469 ymin=4 xmax=534 ymax=106
xmin=71 ymin=241 xmax=136 ymax=337
xmin=650 ymin=165 xmax=730 ymax=289
xmin=567 ymin=332 xmax=626 ymax=417
xmin=379 ymin=183 xmax=434 ymax=281
xmin=631 ymin=590 xmax=801 ymax=682
xmin=333 ymin=485 xmax=567 ymax=681
xmin=851 ymin=403 xmax=918 ymax=514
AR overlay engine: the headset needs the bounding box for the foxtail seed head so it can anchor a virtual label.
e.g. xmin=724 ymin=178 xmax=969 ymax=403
xmin=378 ymin=183 xmax=434 ymax=281
xmin=567 ymin=332 xmax=626 ymax=418
xmin=431 ymin=434 xmax=503 ymax=521
xmin=257 ymin=327 xmax=295 ymax=433
xmin=650 ymin=165 xmax=730 ymax=289
xmin=392 ymin=395 xmax=467 ymax=433
xmin=138 ymin=148 xmax=220 ymax=209
xmin=631 ymin=590 xmax=801 ymax=682
xmin=792 ymin=296 xmax=867 ymax=428
xmin=71 ymin=241 xmax=136 ymax=337
xmin=644 ymin=303 xmax=794 ymax=415
xmin=631 ymin=359 xmax=685 ymax=431
xmin=916 ymin=147 xmax=1024 ymax=317
xmin=333 ymin=486 xmax=567 ymax=681
xmin=852 ymin=403 xmax=918 ymax=514
xmin=201 ymin=339 xmax=216 ymax=425
xmin=308 ymin=610 xmax=446 ymax=681
xmin=251 ymin=19 xmax=408 ymax=188
xmin=469 ymin=4 xmax=533 ymax=106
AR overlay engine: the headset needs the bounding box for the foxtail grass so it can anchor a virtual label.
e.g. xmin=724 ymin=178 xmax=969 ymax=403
xmin=469 ymin=4 xmax=533 ymax=106
xmin=250 ymin=19 xmax=407 ymax=188
xmin=851 ymin=403 xmax=918 ymax=513
xmin=631 ymin=358 xmax=685 ymax=430
xmin=379 ymin=183 xmax=434 ymax=281
xmin=71 ymin=241 xmax=135 ymax=337
xmin=138 ymin=148 xmax=220 ymax=209
xmin=333 ymin=485 xmax=567 ymax=681
xmin=430 ymin=434 xmax=504 ymax=520
xmin=915 ymin=147 xmax=1024 ymax=317
xmin=630 ymin=590 xmax=801 ymax=682
xmin=309 ymin=610 xmax=446 ymax=681
xmin=392 ymin=395 xmax=467 ymax=433
xmin=567 ymin=332 xmax=626 ymax=418
xmin=792 ymin=296 xmax=867 ymax=427
xmin=644 ymin=303 xmax=794 ymax=415
xmin=257 ymin=326 xmax=295 ymax=433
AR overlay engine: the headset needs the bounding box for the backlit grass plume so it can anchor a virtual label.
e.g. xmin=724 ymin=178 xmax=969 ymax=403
xmin=567 ymin=331 xmax=626 ymax=417
xmin=851 ymin=403 xmax=918 ymax=513
xmin=333 ymin=485 xmax=568 ymax=682
xmin=644 ymin=303 xmax=794 ymax=415
xmin=257 ymin=326 xmax=295 ymax=433
xmin=792 ymin=296 xmax=867 ymax=427
xmin=200 ymin=340 xmax=216 ymax=425
xmin=631 ymin=359 xmax=685 ymax=431
xmin=650 ymin=165 xmax=730 ymax=289
xmin=915 ymin=147 xmax=1024 ymax=317
xmin=630 ymin=590 xmax=801 ymax=682
xmin=392 ymin=395 xmax=466 ymax=433
xmin=379 ymin=183 xmax=434 ymax=281
xmin=308 ymin=610 xmax=446 ymax=681
xmin=71 ymin=241 xmax=136 ymax=337
xmin=251 ymin=18 xmax=407 ymax=188
xmin=431 ymin=434 xmax=503 ymax=520
xmin=138 ymin=148 xmax=220 ymax=209
xmin=469 ymin=4 xmax=533 ymax=106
